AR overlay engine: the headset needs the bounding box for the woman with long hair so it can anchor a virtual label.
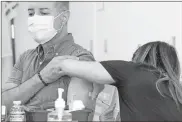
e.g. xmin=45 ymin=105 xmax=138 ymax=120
xmin=49 ymin=41 xmax=182 ymax=120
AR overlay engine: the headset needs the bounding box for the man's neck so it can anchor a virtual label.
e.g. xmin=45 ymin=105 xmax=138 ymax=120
xmin=42 ymin=31 xmax=68 ymax=49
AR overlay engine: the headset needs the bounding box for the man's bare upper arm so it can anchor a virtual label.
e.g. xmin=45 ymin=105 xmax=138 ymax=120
xmin=67 ymin=48 xmax=105 ymax=109
xmin=67 ymin=77 xmax=96 ymax=109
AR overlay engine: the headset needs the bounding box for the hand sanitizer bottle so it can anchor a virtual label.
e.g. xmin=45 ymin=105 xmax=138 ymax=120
xmin=55 ymin=88 xmax=65 ymax=121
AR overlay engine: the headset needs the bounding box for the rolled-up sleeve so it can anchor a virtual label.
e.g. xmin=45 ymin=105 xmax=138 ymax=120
xmin=72 ymin=48 xmax=95 ymax=61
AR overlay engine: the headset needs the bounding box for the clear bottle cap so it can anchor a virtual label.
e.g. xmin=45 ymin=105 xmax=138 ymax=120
xmin=13 ymin=101 xmax=21 ymax=105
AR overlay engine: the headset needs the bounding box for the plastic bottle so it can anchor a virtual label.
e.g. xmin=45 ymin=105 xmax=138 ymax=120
xmin=55 ymin=88 xmax=65 ymax=121
xmin=9 ymin=101 xmax=26 ymax=122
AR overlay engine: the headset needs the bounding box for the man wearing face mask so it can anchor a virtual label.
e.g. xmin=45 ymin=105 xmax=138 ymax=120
xmin=2 ymin=2 xmax=104 ymax=119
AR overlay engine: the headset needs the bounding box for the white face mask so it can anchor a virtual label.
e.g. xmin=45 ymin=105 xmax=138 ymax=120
xmin=28 ymin=11 xmax=67 ymax=44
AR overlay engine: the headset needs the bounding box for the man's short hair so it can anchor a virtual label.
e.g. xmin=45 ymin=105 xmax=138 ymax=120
xmin=55 ymin=1 xmax=69 ymax=11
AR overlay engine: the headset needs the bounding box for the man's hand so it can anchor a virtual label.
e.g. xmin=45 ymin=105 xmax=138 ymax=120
xmin=40 ymin=56 xmax=78 ymax=84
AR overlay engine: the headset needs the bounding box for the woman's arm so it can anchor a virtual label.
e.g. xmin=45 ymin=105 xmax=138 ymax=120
xmin=60 ymin=59 xmax=115 ymax=84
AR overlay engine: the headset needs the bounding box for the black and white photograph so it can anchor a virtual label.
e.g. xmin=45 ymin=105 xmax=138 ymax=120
xmin=1 ymin=1 xmax=182 ymax=121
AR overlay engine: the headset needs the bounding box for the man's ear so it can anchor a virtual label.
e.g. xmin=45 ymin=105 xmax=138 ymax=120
xmin=62 ymin=11 xmax=70 ymax=24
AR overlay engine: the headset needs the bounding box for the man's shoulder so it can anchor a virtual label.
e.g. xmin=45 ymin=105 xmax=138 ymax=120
xmin=68 ymin=42 xmax=95 ymax=61
xmin=71 ymin=43 xmax=89 ymax=53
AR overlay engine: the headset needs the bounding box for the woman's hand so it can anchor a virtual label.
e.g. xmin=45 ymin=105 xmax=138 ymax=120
xmin=40 ymin=56 xmax=78 ymax=83
xmin=57 ymin=55 xmax=79 ymax=75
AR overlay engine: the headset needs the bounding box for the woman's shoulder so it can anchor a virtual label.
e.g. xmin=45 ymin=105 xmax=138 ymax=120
xmin=101 ymin=60 xmax=159 ymax=74
xmin=134 ymin=62 xmax=162 ymax=79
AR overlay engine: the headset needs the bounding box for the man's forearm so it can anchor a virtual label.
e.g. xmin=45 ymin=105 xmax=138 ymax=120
xmin=2 ymin=74 xmax=44 ymax=112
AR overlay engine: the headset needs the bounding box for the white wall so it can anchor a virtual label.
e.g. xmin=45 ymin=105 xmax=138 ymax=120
xmin=68 ymin=2 xmax=95 ymax=52
xmin=126 ymin=2 xmax=182 ymax=62
xmin=94 ymin=2 xmax=182 ymax=63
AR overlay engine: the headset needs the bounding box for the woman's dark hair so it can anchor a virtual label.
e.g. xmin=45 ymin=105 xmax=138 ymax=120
xmin=132 ymin=41 xmax=182 ymax=109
